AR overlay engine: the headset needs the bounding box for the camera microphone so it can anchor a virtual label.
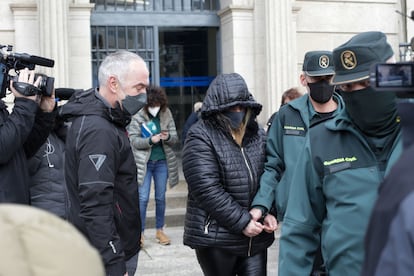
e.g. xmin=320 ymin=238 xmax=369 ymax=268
xmin=55 ymin=88 xmax=83 ymax=101
xmin=9 ymin=52 xmax=55 ymax=68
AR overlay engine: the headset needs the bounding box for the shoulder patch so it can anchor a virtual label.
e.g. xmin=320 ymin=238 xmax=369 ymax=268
xmin=89 ymin=154 xmax=106 ymax=171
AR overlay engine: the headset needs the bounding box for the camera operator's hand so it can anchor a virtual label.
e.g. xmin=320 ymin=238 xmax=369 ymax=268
xmin=10 ymin=68 xmax=40 ymax=102
xmin=10 ymin=68 xmax=56 ymax=112
xmin=39 ymin=88 xmax=55 ymax=112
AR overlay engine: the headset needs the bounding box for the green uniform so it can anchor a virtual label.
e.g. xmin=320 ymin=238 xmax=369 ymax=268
xmin=252 ymin=93 xmax=344 ymax=221
xmin=279 ymin=107 xmax=402 ymax=275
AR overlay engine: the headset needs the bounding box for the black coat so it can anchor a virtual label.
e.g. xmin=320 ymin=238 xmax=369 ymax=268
xmin=0 ymin=98 xmax=55 ymax=204
xmin=60 ymin=88 xmax=141 ymax=276
xmin=28 ymin=130 xmax=67 ymax=219
xmin=182 ymin=73 xmax=274 ymax=256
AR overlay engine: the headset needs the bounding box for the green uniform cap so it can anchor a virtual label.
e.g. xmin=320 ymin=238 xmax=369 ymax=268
xmin=302 ymin=51 xmax=335 ymax=76
xmin=332 ymin=31 xmax=394 ymax=85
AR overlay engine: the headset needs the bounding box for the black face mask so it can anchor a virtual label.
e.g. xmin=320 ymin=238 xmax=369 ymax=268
xmin=339 ymin=86 xmax=399 ymax=137
xmin=308 ymin=80 xmax=334 ymax=103
xmin=121 ymin=93 xmax=147 ymax=116
xmin=223 ymin=110 xmax=246 ymax=130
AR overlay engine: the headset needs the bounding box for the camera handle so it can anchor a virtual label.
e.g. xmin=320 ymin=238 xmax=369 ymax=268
xmin=12 ymin=81 xmax=41 ymax=96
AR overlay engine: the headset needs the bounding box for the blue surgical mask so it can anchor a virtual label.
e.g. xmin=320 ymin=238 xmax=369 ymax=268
xmin=223 ymin=110 xmax=246 ymax=129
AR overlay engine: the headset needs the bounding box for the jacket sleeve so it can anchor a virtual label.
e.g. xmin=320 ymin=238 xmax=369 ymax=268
xmin=374 ymin=192 xmax=414 ymax=276
xmin=252 ymin=111 xmax=285 ymax=210
xmin=24 ymin=106 xmax=57 ymax=158
xmin=278 ymin=140 xmax=325 ymax=276
xmin=162 ymin=108 xmax=178 ymax=147
xmin=76 ymin=125 xmax=126 ymax=275
xmin=127 ymin=112 xmax=152 ymax=150
xmin=182 ymin=127 xmax=251 ymax=234
xmin=0 ymin=98 xmax=38 ymax=164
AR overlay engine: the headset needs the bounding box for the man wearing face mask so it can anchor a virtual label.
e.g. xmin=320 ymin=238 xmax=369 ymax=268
xmin=278 ymin=31 xmax=402 ymax=275
xmin=60 ymin=50 xmax=149 ymax=276
xmin=250 ymin=50 xmax=343 ymax=275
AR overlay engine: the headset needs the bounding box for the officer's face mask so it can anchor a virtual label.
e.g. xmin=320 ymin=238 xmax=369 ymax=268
xmin=339 ymin=86 xmax=398 ymax=137
xmin=308 ymin=79 xmax=334 ymax=103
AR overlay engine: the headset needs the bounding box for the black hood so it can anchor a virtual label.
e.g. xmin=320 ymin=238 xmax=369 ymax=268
xmin=59 ymin=88 xmax=130 ymax=127
xmin=201 ymin=73 xmax=262 ymax=119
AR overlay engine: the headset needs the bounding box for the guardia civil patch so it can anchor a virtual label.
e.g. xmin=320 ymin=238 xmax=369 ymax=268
xmin=319 ymin=55 xmax=330 ymax=69
xmin=341 ymin=50 xmax=357 ymax=70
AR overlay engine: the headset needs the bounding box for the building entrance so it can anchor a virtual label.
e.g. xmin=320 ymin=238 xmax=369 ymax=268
xmin=159 ymin=27 xmax=217 ymax=148
xmin=90 ymin=0 xmax=220 ymax=148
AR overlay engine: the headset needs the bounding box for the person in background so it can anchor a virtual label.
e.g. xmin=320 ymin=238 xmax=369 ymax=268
xmin=278 ymin=31 xmax=402 ymax=275
xmin=0 ymin=68 xmax=56 ymax=204
xmin=28 ymin=107 xmax=68 ymax=219
xmin=182 ymin=101 xmax=202 ymax=145
xmin=0 ymin=204 xmax=104 ymax=276
xmin=251 ymin=50 xmax=342 ymax=274
xmin=265 ymin=87 xmax=303 ymax=131
xmin=128 ymin=85 xmax=179 ymax=247
xmin=61 ymin=50 xmax=148 ymax=276
xmin=182 ymin=73 xmax=277 ymax=276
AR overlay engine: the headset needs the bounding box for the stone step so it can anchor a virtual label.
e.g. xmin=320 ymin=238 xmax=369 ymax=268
xmin=145 ymin=208 xmax=186 ymax=229
xmin=147 ymin=191 xmax=188 ymax=211
xmin=145 ymin=180 xmax=188 ymax=229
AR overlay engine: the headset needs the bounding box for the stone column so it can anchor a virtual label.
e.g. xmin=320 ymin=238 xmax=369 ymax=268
xmin=264 ymin=0 xmax=298 ymax=111
xmin=68 ymin=1 xmax=94 ymax=89
xmin=9 ymin=2 xmax=39 ymax=54
xmin=218 ymin=0 xmax=255 ymax=88
xmin=38 ymin=0 xmax=69 ymax=88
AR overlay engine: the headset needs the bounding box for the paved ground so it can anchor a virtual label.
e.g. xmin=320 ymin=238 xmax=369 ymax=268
xmin=135 ymin=226 xmax=280 ymax=275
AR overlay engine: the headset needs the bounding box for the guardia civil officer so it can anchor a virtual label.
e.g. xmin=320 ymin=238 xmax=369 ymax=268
xmin=278 ymin=31 xmax=402 ymax=275
xmin=251 ymin=50 xmax=343 ymax=222
xmin=251 ymin=50 xmax=344 ymax=274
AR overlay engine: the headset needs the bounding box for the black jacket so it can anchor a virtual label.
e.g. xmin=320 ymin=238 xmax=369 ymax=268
xmin=28 ymin=130 xmax=68 ymax=219
xmin=362 ymin=101 xmax=414 ymax=276
xmin=60 ymin=88 xmax=141 ymax=276
xmin=182 ymin=73 xmax=274 ymax=256
xmin=0 ymin=98 xmax=55 ymax=204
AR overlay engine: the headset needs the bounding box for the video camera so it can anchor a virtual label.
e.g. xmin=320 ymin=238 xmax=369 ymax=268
xmin=0 ymin=44 xmax=55 ymax=98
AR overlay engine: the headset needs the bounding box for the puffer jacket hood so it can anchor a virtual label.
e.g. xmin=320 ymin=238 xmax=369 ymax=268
xmin=0 ymin=204 xmax=104 ymax=276
xmin=59 ymin=88 xmax=130 ymax=127
xmin=201 ymin=73 xmax=262 ymax=119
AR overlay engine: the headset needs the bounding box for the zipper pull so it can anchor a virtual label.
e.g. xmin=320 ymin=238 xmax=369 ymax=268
xmin=204 ymin=221 xmax=211 ymax=234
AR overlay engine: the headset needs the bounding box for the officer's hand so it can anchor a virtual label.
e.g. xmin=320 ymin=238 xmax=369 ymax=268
xmin=10 ymin=68 xmax=40 ymax=102
xmin=242 ymin=219 xmax=264 ymax=237
xmin=263 ymin=214 xmax=278 ymax=233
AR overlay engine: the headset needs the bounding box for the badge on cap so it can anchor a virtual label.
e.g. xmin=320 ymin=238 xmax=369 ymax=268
xmin=341 ymin=50 xmax=357 ymax=70
xmin=319 ymin=55 xmax=330 ymax=69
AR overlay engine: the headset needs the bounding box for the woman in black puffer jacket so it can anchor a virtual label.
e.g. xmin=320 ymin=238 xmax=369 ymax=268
xmin=182 ymin=73 xmax=276 ymax=276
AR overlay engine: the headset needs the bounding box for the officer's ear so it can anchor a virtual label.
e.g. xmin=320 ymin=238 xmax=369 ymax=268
xmin=299 ymin=73 xmax=307 ymax=87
